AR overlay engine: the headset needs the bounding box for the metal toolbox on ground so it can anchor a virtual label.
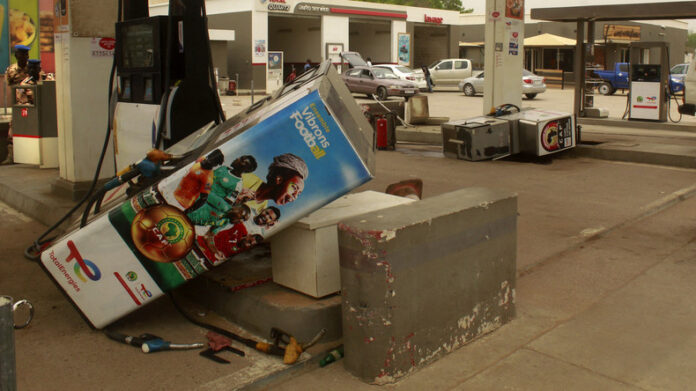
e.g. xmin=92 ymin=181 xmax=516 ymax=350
xmin=441 ymin=116 xmax=511 ymax=161
xmin=40 ymin=61 xmax=375 ymax=328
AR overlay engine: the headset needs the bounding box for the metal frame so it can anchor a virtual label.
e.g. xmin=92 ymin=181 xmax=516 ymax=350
xmin=531 ymin=1 xmax=696 ymax=120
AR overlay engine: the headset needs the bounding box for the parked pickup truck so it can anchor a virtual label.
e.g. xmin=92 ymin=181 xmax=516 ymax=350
xmin=594 ymin=62 xmax=684 ymax=95
xmin=428 ymin=58 xmax=473 ymax=86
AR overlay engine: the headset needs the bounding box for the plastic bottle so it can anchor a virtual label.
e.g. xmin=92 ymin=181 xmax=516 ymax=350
xmin=319 ymin=345 xmax=344 ymax=367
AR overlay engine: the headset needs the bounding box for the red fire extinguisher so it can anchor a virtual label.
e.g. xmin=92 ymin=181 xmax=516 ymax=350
xmin=375 ymin=115 xmax=388 ymax=149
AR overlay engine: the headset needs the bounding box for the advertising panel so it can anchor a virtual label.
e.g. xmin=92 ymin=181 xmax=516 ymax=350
xmin=603 ymin=24 xmax=641 ymax=42
xmin=505 ymin=0 xmax=523 ymax=20
xmin=41 ymin=88 xmax=372 ymax=328
xmin=8 ymin=0 xmax=39 ymax=60
xmin=52 ymin=0 xmax=68 ymax=33
xmin=0 ymin=0 xmax=8 ymax=72
xmin=397 ymin=33 xmax=410 ymax=66
xmin=39 ymin=0 xmax=54 ymax=73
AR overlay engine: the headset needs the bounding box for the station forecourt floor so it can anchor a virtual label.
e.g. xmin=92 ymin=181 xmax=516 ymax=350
xmin=2 ymin=85 xmax=696 ymax=390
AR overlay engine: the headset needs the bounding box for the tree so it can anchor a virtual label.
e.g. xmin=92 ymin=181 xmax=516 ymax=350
xmin=687 ymin=33 xmax=696 ymax=51
xmin=353 ymin=0 xmax=470 ymax=13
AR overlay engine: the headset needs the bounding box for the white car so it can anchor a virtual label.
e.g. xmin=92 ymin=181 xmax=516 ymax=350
xmin=458 ymin=69 xmax=547 ymax=99
xmin=374 ymin=64 xmax=427 ymax=90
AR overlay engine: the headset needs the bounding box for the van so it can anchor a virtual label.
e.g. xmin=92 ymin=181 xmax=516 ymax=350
xmin=428 ymin=59 xmax=473 ymax=86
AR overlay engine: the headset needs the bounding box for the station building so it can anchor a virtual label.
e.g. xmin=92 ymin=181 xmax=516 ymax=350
xmin=149 ymin=0 xmax=687 ymax=91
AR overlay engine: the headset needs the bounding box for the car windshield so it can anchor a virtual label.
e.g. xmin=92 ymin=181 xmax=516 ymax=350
xmin=396 ymin=66 xmax=412 ymax=73
xmin=428 ymin=60 xmax=439 ymax=68
xmin=373 ymin=68 xmax=399 ymax=79
xmin=523 ymin=70 xmax=533 ymax=76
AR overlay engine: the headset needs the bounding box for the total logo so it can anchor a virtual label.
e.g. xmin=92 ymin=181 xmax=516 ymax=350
xmin=66 ymin=240 xmax=102 ymax=282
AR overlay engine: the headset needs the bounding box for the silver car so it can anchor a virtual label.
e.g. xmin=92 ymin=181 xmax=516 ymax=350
xmin=458 ymin=70 xmax=547 ymax=99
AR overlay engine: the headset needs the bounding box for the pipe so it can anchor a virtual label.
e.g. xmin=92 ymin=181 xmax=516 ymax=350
xmin=0 ymin=296 xmax=16 ymax=391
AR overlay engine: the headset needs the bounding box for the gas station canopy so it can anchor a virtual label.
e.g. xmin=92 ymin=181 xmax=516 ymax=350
xmin=530 ymin=1 xmax=696 ymax=22
xmin=530 ymin=1 xmax=696 ymax=120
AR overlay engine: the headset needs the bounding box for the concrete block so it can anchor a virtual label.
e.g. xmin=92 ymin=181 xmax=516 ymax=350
xmin=338 ymin=187 xmax=517 ymax=384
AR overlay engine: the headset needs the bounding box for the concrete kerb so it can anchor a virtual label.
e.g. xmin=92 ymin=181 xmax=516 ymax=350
xmin=519 ymin=182 xmax=696 ymax=278
xmin=578 ymin=117 xmax=696 ymax=133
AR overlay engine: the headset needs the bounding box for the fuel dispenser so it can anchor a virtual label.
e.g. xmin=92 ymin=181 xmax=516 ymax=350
xmin=266 ymin=51 xmax=284 ymax=94
xmin=628 ymin=41 xmax=669 ymax=122
xmin=113 ymin=0 xmax=224 ymax=169
xmin=11 ymin=81 xmax=59 ymax=167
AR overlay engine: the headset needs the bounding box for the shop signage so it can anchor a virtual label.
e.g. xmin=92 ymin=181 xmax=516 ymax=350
xmin=603 ymin=24 xmax=641 ymax=41
xmin=261 ymin=0 xmax=290 ymax=12
xmin=295 ymin=2 xmax=407 ymax=19
xmin=424 ymin=14 xmax=443 ymax=24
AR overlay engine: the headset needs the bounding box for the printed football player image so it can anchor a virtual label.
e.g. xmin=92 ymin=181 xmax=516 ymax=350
xmin=173 ymin=149 xmax=224 ymax=210
xmin=238 ymin=153 xmax=308 ymax=212
xmin=195 ymin=206 xmax=280 ymax=262
xmin=183 ymin=154 xmax=259 ymax=227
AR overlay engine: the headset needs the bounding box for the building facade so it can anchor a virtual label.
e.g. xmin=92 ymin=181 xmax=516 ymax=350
xmin=150 ymin=0 xmax=688 ymax=90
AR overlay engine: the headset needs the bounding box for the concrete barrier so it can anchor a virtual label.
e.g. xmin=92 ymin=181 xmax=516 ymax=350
xmin=338 ymin=187 xmax=517 ymax=384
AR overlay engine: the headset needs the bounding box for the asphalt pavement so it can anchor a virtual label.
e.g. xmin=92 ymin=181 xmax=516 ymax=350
xmin=1 ymin=88 xmax=696 ymax=390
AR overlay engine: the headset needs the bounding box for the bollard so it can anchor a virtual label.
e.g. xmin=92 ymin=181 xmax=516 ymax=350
xmin=1 ymin=296 xmax=33 ymax=391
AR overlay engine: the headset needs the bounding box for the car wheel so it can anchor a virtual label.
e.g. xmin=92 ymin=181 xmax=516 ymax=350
xmin=598 ymin=82 xmax=615 ymax=95
xmin=376 ymin=86 xmax=388 ymax=101
xmin=463 ymin=84 xmax=476 ymax=96
xmin=525 ymin=93 xmax=537 ymax=99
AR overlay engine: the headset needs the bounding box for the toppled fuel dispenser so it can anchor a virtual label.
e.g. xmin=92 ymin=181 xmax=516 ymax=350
xmin=441 ymin=107 xmax=576 ymax=160
xmin=39 ymin=61 xmax=375 ymax=329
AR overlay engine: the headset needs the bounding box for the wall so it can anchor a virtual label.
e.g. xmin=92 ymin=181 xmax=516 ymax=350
xmin=349 ymin=19 xmax=391 ymax=64
xmin=321 ymin=15 xmax=349 ymax=63
xmin=210 ymin=41 xmax=229 ymax=79
xmin=208 ymin=12 xmax=253 ymax=89
xmin=413 ymin=24 xmax=449 ymax=68
xmin=268 ymin=15 xmax=322 ymax=63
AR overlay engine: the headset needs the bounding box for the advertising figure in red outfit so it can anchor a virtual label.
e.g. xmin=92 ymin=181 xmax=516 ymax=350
xmin=173 ymin=149 xmax=224 ymax=210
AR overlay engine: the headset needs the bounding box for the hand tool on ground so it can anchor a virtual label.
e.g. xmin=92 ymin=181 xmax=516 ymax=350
xmin=104 ymin=330 xmax=161 ymax=348
xmin=270 ymin=327 xmax=327 ymax=364
xmin=199 ymin=331 xmax=245 ymax=364
xmin=141 ymin=338 xmax=205 ymax=353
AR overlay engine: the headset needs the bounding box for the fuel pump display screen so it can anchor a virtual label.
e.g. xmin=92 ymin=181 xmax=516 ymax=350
xmin=121 ymin=24 xmax=155 ymax=69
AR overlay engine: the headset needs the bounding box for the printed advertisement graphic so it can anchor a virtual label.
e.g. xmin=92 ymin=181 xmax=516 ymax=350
xmin=41 ymin=214 xmax=164 ymax=328
xmin=8 ymin=0 xmax=39 ymax=60
xmin=151 ymin=91 xmax=370 ymax=275
xmin=505 ymin=0 xmax=523 ymax=20
xmin=52 ymin=0 xmax=68 ymax=33
xmin=0 ymin=0 xmax=8 ymax=72
xmin=397 ymin=33 xmax=410 ymax=66
xmin=39 ymin=0 xmax=55 ymax=73
xmin=254 ymin=39 xmax=266 ymax=58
